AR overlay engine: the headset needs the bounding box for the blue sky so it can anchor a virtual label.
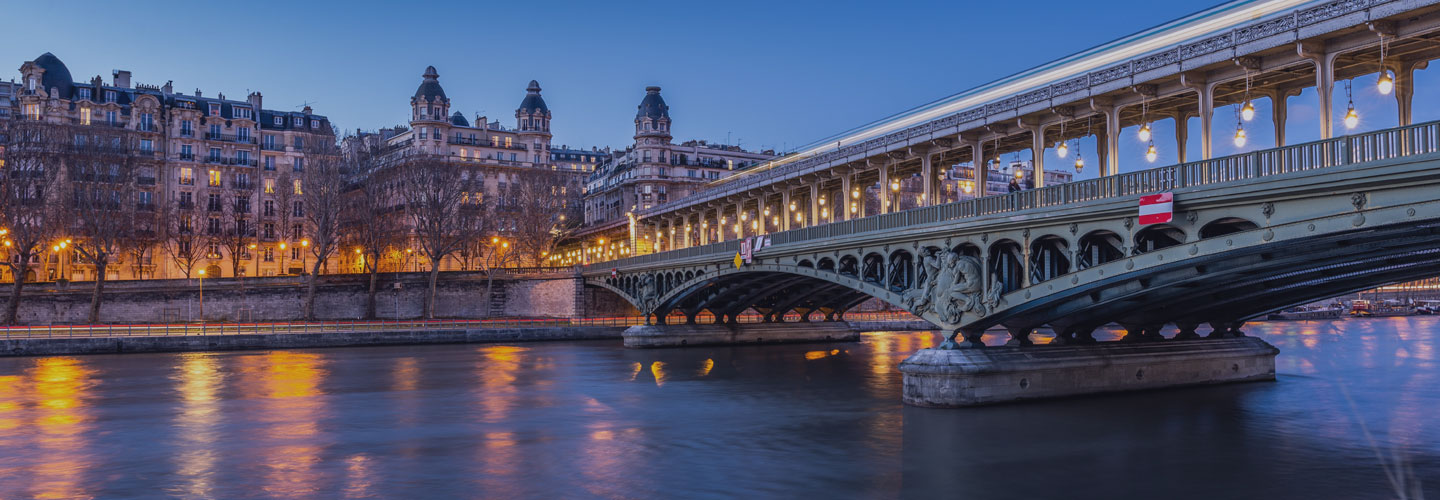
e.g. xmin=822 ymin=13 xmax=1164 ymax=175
xmin=4 ymin=0 xmax=1431 ymax=179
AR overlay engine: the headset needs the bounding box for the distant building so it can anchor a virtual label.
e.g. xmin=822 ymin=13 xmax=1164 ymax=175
xmin=582 ymin=86 xmax=776 ymax=227
xmin=10 ymin=52 xmax=333 ymax=280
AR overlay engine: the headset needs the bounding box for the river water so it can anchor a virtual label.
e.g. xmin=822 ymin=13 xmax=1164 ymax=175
xmin=0 ymin=318 xmax=1435 ymax=499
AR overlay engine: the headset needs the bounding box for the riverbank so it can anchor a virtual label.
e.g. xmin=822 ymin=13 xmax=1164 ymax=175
xmin=0 ymin=325 xmax=629 ymax=357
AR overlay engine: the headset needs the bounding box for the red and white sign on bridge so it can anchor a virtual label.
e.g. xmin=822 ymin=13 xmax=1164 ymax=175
xmin=1138 ymin=192 xmax=1174 ymax=225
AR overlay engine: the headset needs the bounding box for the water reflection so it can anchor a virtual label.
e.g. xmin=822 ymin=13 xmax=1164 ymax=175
xmin=170 ymin=354 xmax=223 ymax=498
xmin=0 ymin=319 xmax=1432 ymax=498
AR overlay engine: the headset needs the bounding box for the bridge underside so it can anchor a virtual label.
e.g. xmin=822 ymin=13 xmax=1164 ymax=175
xmin=652 ymin=272 xmax=875 ymax=325
xmin=978 ymin=219 xmax=1440 ymax=345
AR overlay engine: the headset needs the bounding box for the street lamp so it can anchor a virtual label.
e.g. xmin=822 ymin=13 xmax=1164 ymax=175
xmin=197 ymin=268 xmax=206 ymax=323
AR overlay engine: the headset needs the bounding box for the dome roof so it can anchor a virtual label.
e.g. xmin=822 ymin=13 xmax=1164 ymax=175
xmin=636 ymin=86 xmax=668 ymax=120
xmin=518 ymin=80 xmax=548 ymax=114
xmin=414 ymin=65 xmax=446 ymax=101
xmin=450 ymin=111 xmax=470 ymax=127
xmin=33 ymin=52 xmax=75 ymax=98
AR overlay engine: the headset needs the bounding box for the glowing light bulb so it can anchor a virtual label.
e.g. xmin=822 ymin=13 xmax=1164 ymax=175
xmin=1344 ymin=103 xmax=1359 ymax=129
xmin=1074 ymin=154 xmax=1084 ymax=174
xmin=890 ymin=181 xmax=900 ymax=191
xmin=1137 ymin=123 xmax=1152 ymax=142
xmin=1145 ymin=143 xmax=1157 ymax=163
xmin=962 ymin=183 xmax=973 ymax=194
xmin=1056 ymin=141 xmax=1068 ymax=158
xmin=1378 ymin=71 xmax=1394 ymax=95
xmin=1233 ymin=124 xmax=1247 ymax=147
xmin=1241 ymin=101 xmax=1255 ymax=121
xmin=851 ymin=189 xmax=859 ymax=199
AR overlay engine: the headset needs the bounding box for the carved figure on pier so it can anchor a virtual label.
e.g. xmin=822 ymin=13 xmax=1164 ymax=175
xmin=902 ymin=249 xmax=1000 ymax=325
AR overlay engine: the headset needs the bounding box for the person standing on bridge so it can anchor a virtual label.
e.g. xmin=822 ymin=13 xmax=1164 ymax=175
xmin=1023 ymin=174 xmax=1035 ymax=191
xmin=1007 ymin=177 xmax=1021 ymax=193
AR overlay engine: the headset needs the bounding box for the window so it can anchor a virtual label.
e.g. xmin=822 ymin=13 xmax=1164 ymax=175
xmin=234 ymin=107 xmax=252 ymax=119
xmin=207 ymin=218 xmax=221 ymax=235
xmin=264 ymin=156 xmax=275 ymax=171
xmin=208 ymin=242 xmax=221 ymax=257
xmin=181 ymin=120 xmax=193 ymax=136
xmin=237 ymin=127 xmax=250 ymax=142
xmin=77 ymin=88 xmax=91 ymax=100
xmin=23 ymin=104 xmax=38 ymax=119
xmin=179 ymin=168 xmax=194 ymax=185
xmin=209 ymin=103 xmax=220 ymax=115
xmin=235 ymin=197 xmax=250 ymax=214
xmin=26 ymin=77 xmax=35 ymax=91
xmin=105 ymin=110 xmax=116 ymax=124
xmin=263 ymin=246 xmax=274 ymax=261
xmin=263 ymin=178 xmax=275 ymax=193
xmin=207 ymin=194 xmax=221 ymax=212
xmin=235 ymin=172 xmax=249 ymax=189
xmin=264 ymin=200 xmax=275 ymax=216
xmin=180 ymin=145 xmax=193 ymax=160
xmin=293 ymin=179 xmax=302 ymax=195
xmin=311 ymin=120 xmax=319 ymax=128
xmin=504 ymin=137 xmax=512 ymax=148
xmin=178 ymin=216 xmax=192 ymax=233
xmin=293 ymin=158 xmax=303 ymax=172
xmin=140 ymin=113 xmax=154 ymax=132
xmin=293 ymin=117 xmax=303 ymax=126
xmin=79 ymin=108 xmax=90 ymax=125
xmin=274 ymin=116 xmax=282 ymax=126
xmin=140 ymin=140 xmax=153 ymax=153
xmin=209 ymin=148 xmax=221 ymax=162
xmin=237 ymin=150 xmax=250 ymax=165
xmin=292 ymin=201 xmax=304 ymax=216
xmin=208 ymin=170 xmax=221 ymax=187
xmin=510 ymin=153 xmax=517 ymax=161
xmin=263 ymin=135 xmax=275 ymax=149
xmin=291 ymin=247 xmax=301 ymax=260
xmin=105 ymin=90 xmax=117 ymax=103
xmin=293 ymin=137 xmax=304 ymax=149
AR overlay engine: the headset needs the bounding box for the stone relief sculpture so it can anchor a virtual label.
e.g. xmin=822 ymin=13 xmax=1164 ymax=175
xmin=902 ymin=249 xmax=1003 ymax=325
xmin=638 ymin=273 xmax=660 ymax=314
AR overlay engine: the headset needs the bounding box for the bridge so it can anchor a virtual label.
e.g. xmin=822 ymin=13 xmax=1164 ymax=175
xmin=586 ymin=121 xmax=1440 ymax=344
xmin=575 ymin=0 xmax=1440 ymax=405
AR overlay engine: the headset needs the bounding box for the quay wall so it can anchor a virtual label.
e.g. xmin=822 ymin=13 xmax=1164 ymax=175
xmin=0 ymin=271 xmax=617 ymax=324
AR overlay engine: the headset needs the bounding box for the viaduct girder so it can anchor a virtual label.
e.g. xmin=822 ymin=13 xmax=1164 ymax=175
xmin=586 ymin=123 xmax=1440 ymax=347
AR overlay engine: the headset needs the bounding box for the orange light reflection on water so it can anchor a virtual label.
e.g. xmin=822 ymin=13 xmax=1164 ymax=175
xmin=29 ymin=357 xmax=96 ymax=500
xmin=171 ymin=354 xmax=223 ymax=498
xmin=242 ymin=351 xmax=329 ymax=497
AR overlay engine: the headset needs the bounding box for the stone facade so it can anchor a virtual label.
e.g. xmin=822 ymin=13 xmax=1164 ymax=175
xmin=10 ymin=52 xmax=334 ymax=280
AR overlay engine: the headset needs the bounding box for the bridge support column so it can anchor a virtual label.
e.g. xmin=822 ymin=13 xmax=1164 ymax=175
xmin=921 ymin=152 xmax=936 ymax=203
xmin=899 ymin=337 xmax=1278 ymax=407
xmin=810 ymin=183 xmax=820 ymax=226
xmin=1395 ymin=59 xmax=1424 ymax=127
xmin=1267 ymin=89 xmax=1289 ymax=148
xmin=1027 ymin=125 xmax=1046 ymax=188
xmin=782 ymin=190 xmax=792 ymax=231
xmin=878 ymin=167 xmax=890 ymax=214
xmin=1299 ymin=42 xmax=1336 ymax=140
xmin=840 ymin=175 xmax=852 ymax=221
xmin=1171 ymin=111 xmax=1189 ymax=163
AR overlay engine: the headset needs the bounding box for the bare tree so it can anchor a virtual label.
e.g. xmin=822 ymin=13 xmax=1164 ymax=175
xmin=161 ymin=189 xmax=206 ymax=279
xmin=65 ymin=126 xmax=143 ymax=323
xmin=344 ymin=154 xmax=403 ymax=319
xmin=213 ymin=178 xmax=256 ymax=279
xmin=508 ymin=169 xmax=582 ymax=266
xmin=269 ymin=171 xmax=298 ymax=274
xmin=300 ymin=135 xmax=346 ymax=320
xmin=0 ymin=119 xmax=64 ymax=325
xmin=394 ymin=155 xmax=484 ymax=318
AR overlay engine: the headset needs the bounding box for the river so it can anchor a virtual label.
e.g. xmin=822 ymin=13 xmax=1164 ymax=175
xmin=0 ymin=318 xmax=1435 ymax=498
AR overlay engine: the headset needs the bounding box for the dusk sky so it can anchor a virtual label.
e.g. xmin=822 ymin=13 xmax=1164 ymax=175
xmin=5 ymin=0 xmax=1429 ymax=177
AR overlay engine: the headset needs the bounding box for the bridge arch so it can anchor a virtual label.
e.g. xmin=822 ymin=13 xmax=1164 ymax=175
xmin=861 ymin=252 xmax=885 ymax=285
xmin=633 ymin=264 xmax=911 ymax=326
xmin=817 ymin=257 xmax=836 ymax=272
xmin=838 ymin=255 xmax=860 ymax=278
xmin=1029 ymin=235 xmax=1071 ymax=283
xmin=1133 ymin=224 xmax=1186 ymax=255
xmin=1077 ymin=230 xmax=1124 ymax=270
xmin=1200 ymin=217 xmax=1260 ymax=239
xmin=888 ymin=249 xmax=915 ymax=292
xmin=988 ymin=239 xmax=1025 ymax=293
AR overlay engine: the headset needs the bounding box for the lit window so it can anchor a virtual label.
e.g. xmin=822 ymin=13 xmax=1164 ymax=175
xmin=504 ymin=137 xmax=512 ymax=148
xmin=293 ymin=179 xmax=302 ymax=195
xmin=209 ymin=103 xmax=220 ymax=115
xmin=80 ymin=108 xmax=91 ymax=125
xmin=23 ymin=104 xmax=38 ymax=119
xmin=179 ymin=168 xmax=194 ymax=184
xmin=208 ymin=170 xmax=221 ymax=187
xmin=264 ymin=178 xmax=275 ymax=193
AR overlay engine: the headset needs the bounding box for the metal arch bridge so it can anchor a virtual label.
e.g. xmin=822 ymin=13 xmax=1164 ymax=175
xmin=583 ymin=121 xmax=1440 ymax=346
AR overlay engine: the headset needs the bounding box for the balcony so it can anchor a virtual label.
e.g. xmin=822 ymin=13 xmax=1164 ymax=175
xmin=206 ymin=132 xmax=257 ymax=144
xmin=179 ymin=177 xmax=195 ymax=186
xmin=137 ymin=177 xmax=157 ymax=186
xmin=177 ymin=153 xmax=195 ymax=162
xmin=180 ymin=129 xmax=195 ymax=138
xmin=261 ymin=143 xmax=285 ymax=151
xmin=178 ymin=201 xmax=194 ymax=210
xmin=203 ymin=157 xmax=258 ymax=167
xmin=233 ymin=182 xmax=252 ymax=190
xmin=135 ymin=203 xmax=156 ymax=212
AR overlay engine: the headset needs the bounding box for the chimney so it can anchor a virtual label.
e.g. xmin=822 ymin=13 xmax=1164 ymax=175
xmin=162 ymin=80 xmax=173 ymax=95
xmin=112 ymin=70 xmax=131 ymax=88
xmin=218 ymin=92 xmax=225 ymax=101
xmin=195 ymin=88 xmax=202 ymax=97
xmin=248 ymin=91 xmax=262 ymax=110
xmin=302 ymin=105 xmax=312 ymax=115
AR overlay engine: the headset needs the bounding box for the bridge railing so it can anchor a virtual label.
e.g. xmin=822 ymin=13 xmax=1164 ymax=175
xmin=589 ymin=120 xmax=1440 ymax=273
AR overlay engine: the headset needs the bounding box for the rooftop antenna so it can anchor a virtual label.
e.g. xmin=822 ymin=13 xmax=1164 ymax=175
xmin=298 ymin=100 xmax=318 ymax=109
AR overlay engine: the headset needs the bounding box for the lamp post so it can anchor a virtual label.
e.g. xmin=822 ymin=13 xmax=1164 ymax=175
xmin=196 ymin=268 xmax=206 ymax=323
